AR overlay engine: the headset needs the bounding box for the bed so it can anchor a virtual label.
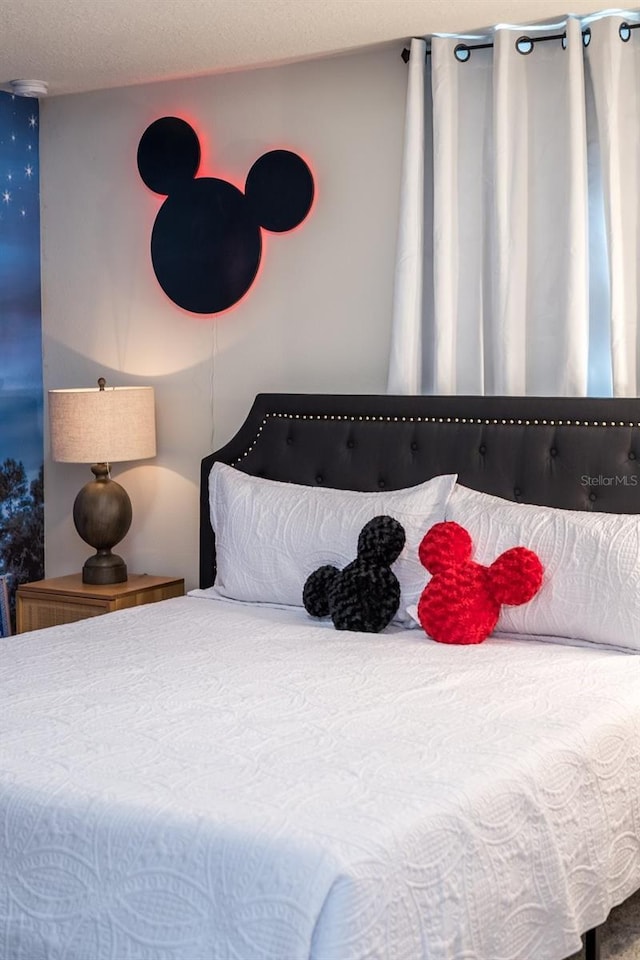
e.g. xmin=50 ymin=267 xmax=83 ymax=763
xmin=3 ymin=392 xmax=640 ymax=960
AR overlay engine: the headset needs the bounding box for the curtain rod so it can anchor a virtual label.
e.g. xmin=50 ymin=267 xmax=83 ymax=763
xmin=401 ymin=20 xmax=640 ymax=63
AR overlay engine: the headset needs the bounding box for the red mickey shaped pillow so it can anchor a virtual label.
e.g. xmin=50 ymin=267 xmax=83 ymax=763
xmin=417 ymin=521 xmax=544 ymax=645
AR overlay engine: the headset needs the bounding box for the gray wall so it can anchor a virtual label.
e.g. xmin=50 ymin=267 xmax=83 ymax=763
xmin=40 ymin=46 xmax=407 ymax=588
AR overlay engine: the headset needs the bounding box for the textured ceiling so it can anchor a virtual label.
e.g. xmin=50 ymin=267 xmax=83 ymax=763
xmin=0 ymin=0 xmax=624 ymax=97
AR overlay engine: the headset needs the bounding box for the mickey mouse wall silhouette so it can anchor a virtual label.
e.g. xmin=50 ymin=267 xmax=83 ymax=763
xmin=137 ymin=117 xmax=314 ymax=314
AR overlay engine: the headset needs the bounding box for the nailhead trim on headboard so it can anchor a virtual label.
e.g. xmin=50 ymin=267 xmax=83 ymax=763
xmin=230 ymin=411 xmax=640 ymax=466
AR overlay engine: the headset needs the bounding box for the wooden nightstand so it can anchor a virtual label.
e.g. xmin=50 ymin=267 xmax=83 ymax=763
xmin=16 ymin=573 xmax=185 ymax=633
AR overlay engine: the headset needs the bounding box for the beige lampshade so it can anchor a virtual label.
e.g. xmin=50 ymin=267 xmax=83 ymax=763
xmin=49 ymin=384 xmax=156 ymax=464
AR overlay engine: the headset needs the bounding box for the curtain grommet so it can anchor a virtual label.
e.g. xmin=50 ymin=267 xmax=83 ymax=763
xmin=454 ymin=44 xmax=471 ymax=63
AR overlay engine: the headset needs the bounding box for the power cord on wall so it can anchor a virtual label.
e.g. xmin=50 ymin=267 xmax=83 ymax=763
xmin=209 ymin=319 xmax=217 ymax=454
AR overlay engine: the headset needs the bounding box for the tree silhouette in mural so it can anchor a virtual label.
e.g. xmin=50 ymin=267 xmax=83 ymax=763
xmin=0 ymin=458 xmax=44 ymax=628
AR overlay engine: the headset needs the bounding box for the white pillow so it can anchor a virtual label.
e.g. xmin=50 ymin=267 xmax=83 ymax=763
xmin=445 ymin=484 xmax=640 ymax=651
xmin=209 ymin=462 xmax=457 ymax=623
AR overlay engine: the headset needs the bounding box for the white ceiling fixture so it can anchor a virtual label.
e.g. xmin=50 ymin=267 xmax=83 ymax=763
xmin=0 ymin=0 xmax=621 ymax=97
xmin=8 ymin=79 xmax=48 ymax=98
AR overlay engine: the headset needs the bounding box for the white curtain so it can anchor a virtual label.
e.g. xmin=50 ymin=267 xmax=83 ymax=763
xmin=387 ymin=15 xmax=640 ymax=397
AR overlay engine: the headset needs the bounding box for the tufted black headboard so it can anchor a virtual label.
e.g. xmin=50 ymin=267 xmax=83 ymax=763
xmin=199 ymin=393 xmax=640 ymax=588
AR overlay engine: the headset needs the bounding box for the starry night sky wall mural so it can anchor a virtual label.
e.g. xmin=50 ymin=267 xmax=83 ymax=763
xmin=0 ymin=91 xmax=44 ymax=633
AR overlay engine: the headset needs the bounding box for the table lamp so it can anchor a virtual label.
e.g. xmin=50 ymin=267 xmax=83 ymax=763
xmin=49 ymin=378 xmax=156 ymax=585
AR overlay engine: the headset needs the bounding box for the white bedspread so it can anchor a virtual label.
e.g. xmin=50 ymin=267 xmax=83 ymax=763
xmin=2 ymin=596 xmax=640 ymax=960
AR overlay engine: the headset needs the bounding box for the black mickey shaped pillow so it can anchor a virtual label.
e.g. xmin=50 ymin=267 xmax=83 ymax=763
xmin=303 ymin=515 xmax=406 ymax=633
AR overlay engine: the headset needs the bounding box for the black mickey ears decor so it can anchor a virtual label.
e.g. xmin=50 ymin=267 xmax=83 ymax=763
xmin=137 ymin=117 xmax=315 ymax=314
xmin=303 ymin=515 xmax=407 ymax=634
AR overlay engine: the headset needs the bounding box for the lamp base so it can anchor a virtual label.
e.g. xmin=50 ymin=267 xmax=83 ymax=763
xmin=73 ymin=465 xmax=133 ymax=585
xmin=82 ymin=550 xmax=128 ymax=585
